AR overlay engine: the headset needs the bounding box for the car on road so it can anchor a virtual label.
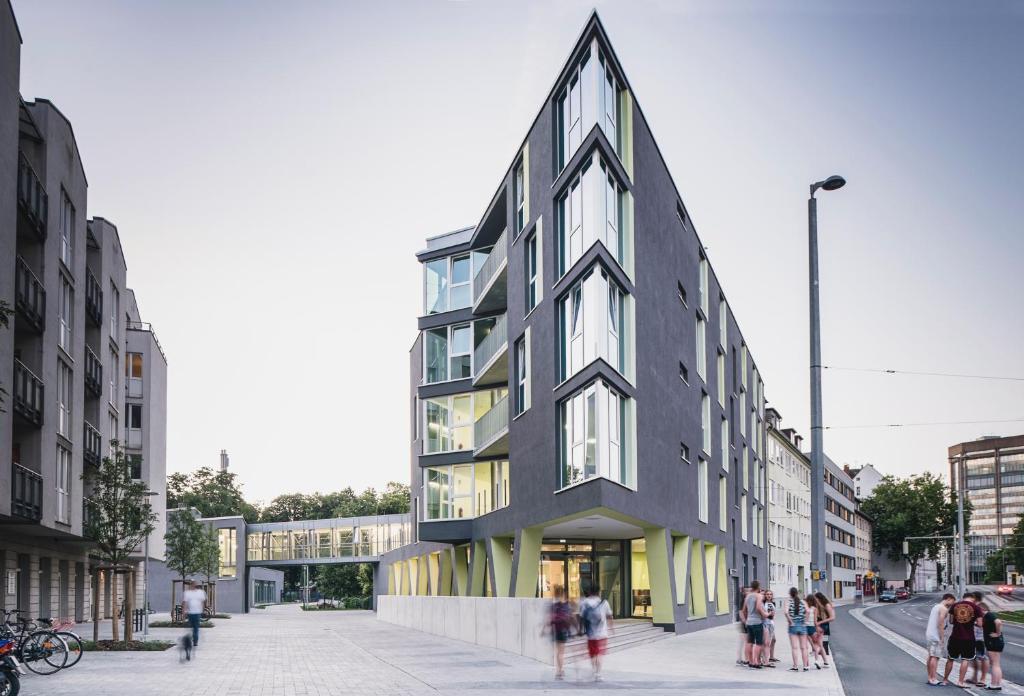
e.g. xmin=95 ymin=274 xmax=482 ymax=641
xmin=997 ymin=585 xmax=1015 ymax=596
xmin=895 ymin=587 xmax=910 ymax=600
xmin=880 ymin=589 xmax=898 ymax=602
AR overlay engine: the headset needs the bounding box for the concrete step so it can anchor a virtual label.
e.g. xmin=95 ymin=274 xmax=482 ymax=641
xmin=563 ymin=622 xmax=670 ymax=662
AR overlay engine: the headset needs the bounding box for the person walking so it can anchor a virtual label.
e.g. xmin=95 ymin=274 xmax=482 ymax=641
xmin=981 ymin=601 xmax=1004 ymax=691
xmin=762 ymin=590 xmax=778 ymax=666
xmin=925 ymin=593 xmax=956 ymax=685
xmin=579 ymin=586 xmax=613 ymax=682
xmin=785 ymin=587 xmax=810 ymax=672
xmin=944 ymin=591 xmax=984 ymax=687
xmin=546 ymin=586 xmax=574 ymax=680
xmin=814 ymin=591 xmax=836 ymax=660
xmin=741 ymin=580 xmax=768 ymax=669
xmin=181 ymin=581 xmax=208 ymax=648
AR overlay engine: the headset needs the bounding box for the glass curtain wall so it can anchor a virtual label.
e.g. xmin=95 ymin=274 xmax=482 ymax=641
xmin=424 ymin=460 xmax=509 ymax=520
xmin=423 ymin=388 xmax=508 ymax=454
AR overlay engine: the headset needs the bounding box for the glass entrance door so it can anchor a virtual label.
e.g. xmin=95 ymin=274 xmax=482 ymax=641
xmin=538 ymin=540 xmax=627 ymax=617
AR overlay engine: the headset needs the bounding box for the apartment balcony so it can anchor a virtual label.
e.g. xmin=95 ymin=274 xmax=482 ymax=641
xmin=11 ymin=464 xmax=43 ymax=522
xmin=12 ymin=359 xmax=43 ymax=427
xmin=17 ymin=151 xmax=47 ymax=243
xmin=473 ymin=394 xmax=509 ymax=458
xmin=84 ymin=346 xmax=103 ymax=399
xmin=471 ymin=229 xmax=507 ymax=314
xmin=84 ymin=421 xmax=102 ymax=469
xmin=14 ymin=256 xmax=45 ymax=334
xmin=85 ymin=269 xmax=103 ymax=328
xmin=472 ymin=314 xmax=508 ymax=386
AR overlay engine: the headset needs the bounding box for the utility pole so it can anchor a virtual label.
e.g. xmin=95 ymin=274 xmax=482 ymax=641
xmin=808 ymin=175 xmax=845 ymax=596
xmin=956 ymin=455 xmax=968 ymax=596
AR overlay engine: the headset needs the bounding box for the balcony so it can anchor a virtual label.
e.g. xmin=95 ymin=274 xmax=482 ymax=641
xmin=14 ymin=256 xmax=45 ymax=334
xmin=17 ymin=151 xmax=47 ymax=243
xmin=84 ymin=421 xmax=102 ymax=469
xmin=473 ymin=394 xmax=509 ymax=458
xmin=472 ymin=314 xmax=508 ymax=386
xmin=11 ymin=464 xmax=43 ymax=522
xmin=12 ymin=359 xmax=43 ymax=427
xmin=84 ymin=346 xmax=103 ymax=399
xmin=472 ymin=229 xmax=508 ymax=314
xmin=85 ymin=270 xmax=103 ymax=328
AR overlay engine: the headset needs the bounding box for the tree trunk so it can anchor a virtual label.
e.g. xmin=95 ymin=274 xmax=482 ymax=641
xmin=110 ymin=572 xmax=120 ymax=643
xmin=909 ymin=558 xmax=919 ymax=593
xmin=124 ymin=570 xmax=134 ymax=642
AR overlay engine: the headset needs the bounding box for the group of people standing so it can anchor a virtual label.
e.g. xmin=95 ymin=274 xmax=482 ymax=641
xmin=737 ymin=581 xmax=836 ymax=671
xmin=926 ymin=590 xmax=1004 ymax=689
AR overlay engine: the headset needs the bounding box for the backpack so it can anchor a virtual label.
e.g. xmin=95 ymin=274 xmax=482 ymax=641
xmin=551 ymin=601 xmax=571 ymax=631
xmin=581 ymin=599 xmax=601 ymax=637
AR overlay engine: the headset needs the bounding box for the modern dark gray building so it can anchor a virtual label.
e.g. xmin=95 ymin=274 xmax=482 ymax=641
xmin=385 ymin=13 xmax=768 ymax=632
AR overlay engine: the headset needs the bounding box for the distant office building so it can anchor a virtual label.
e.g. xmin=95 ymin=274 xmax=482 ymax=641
xmin=0 ymin=0 xmax=167 ymax=621
xmin=765 ymin=408 xmax=811 ymax=596
xmin=949 ymin=434 xmax=1024 ymax=584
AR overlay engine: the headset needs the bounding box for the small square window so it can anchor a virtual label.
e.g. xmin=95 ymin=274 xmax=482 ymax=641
xmin=677 ymin=281 xmax=687 ymax=307
xmin=679 ymin=362 xmax=689 ymax=384
xmin=681 ymin=443 xmax=690 ymax=464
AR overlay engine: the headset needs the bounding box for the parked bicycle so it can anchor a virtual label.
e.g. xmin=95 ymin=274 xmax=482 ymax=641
xmin=0 ymin=611 xmax=68 ymax=675
xmin=34 ymin=618 xmax=83 ymax=669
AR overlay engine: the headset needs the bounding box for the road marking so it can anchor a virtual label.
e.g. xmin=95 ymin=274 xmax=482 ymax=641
xmin=1009 ymin=642 xmax=1024 ymax=648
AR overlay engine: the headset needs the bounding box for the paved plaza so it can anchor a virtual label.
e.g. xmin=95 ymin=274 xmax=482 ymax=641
xmin=38 ymin=605 xmax=845 ymax=695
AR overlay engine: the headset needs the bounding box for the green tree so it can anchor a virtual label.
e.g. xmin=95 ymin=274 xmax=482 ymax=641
xmin=83 ymin=444 xmax=157 ymax=642
xmin=164 ymin=510 xmax=205 ymax=597
xmin=860 ymin=472 xmax=969 ymax=592
xmin=986 ymin=548 xmax=1009 ymax=583
xmin=260 ymin=493 xmax=319 ymax=522
xmin=197 ymin=524 xmax=221 ymax=584
xmin=167 ymin=467 xmax=259 ymax=521
xmin=316 ymin=564 xmax=363 ymax=599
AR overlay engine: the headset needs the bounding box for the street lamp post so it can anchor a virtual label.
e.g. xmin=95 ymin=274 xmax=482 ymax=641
xmin=808 ymin=174 xmax=846 ymax=596
xmin=142 ymin=490 xmax=159 ymax=641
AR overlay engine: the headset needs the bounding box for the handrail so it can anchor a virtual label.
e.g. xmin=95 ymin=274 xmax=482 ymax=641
xmin=472 ymin=228 xmax=507 ymax=302
xmin=474 ymin=395 xmax=509 ymax=452
xmin=15 ymin=256 xmax=45 ymax=329
xmin=126 ymin=321 xmax=167 ymax=362
xmin=11 ymin=463 xmax=43 ymax=521
xmin=473 ymin=314 xmax=507 ymax=379
xmin=17 ymin=151 xmax=48 ymax=237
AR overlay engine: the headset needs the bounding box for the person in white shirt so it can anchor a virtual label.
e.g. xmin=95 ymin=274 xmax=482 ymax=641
xmin=579 ymin=586 xmax=614 ymax=682
xmin=181 ymin=581 xmax=208 ymax=646
xmin=926 ymin=593 xmax=956 ymax=685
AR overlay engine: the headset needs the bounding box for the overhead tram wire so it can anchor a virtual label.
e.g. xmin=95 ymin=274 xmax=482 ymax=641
xmin=822 ymin=366 xmax=1024 ymax=382
xmin=825 ymin=417 xmax=1024 ymax=430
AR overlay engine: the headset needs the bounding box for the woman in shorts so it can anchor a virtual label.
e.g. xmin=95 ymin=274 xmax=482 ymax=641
xmin=785 ymin=587 xmax=810 ymax=671
xmin=981 ymin=601 xmax=1004 ymax=691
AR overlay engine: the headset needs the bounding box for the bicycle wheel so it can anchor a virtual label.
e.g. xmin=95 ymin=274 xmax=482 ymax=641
xmin=57 ymin=632 xmax=83 ymax=668
xmin=23 ymin=631 xmax=67 ymax=674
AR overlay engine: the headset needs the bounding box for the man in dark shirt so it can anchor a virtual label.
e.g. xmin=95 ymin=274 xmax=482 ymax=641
xmin=944 ymin=593 xmax=983 ymax=687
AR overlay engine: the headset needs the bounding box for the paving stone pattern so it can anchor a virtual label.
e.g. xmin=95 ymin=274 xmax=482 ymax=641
xmin=38 ymin=605 xmax=844 ymax=695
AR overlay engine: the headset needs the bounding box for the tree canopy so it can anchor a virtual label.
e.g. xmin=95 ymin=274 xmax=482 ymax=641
xmin=167 ymin=467 xmax=260 ymax=521
xmin=259 ymin=482 xmax=410 ymax=522
xmin=164 ymin=509 xmax=207 ymax=581
xmin=859 ymin=472 xmax=969 ymax=590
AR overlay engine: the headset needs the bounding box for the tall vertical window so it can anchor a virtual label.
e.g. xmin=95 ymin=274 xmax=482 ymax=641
xmin=740 ymin=389 xmax=747 ymax=437
xmin=698 ymin=458 xmax=708 ymax=523
xmin=741 ymin=493 xmax=749 ymax=541
xmin=108 ymin=414 xmax=118 ymax=456
xmin=698 ymin=256 xmax=709 ymax=316
xmin=555 ymin=44 xmax=622 ymax=171
xmin=695 ymin=316 xmax=706 ymax=381
xmin=716 ymin=351 xmax=725 ymax=407
xmin=514 ymin=333 xmax=530 ymax=416
xmin=701 ymin=392 xmax=711 ymax=454
xmin=56 ymin=446 xmax=71 ymax=524
xmin=57 ymin=361 xmax=72 ymax=439
xmin=424 ymin=323 xmax=472 ymax=383
xmin=558 ymin=269 xmax=627 ymax=380
xmin=719 ymin=475 xmax=728 ymax=531
xmin=743 ymin=445 xmax=749 ymax=491
xmin=60 ymin=191 xmax=74 ymax=269
xmin=525 ymin=232 xmax=538 ymax=312
xmin=126 ymin=403 xmax=143 ymax=448
xmin=600 ymin=56 xmax=619 ymax=150
xmin=559 ymin=380 xmax=631 ymax=488
xmin=218 ymin=528 xmax=238 ymax=578
xmin=58 ymin=275 xmax=73 ymax=354
xmin=719 ymin=298 xmax=727 ymax=347
xmin=110 ymin=283 xmax=120 ymax=337
xmin=514 ymin=158 xmax=526 ymax=236
xmin=556 ymin=154 xmax=624 ymax=276
xmin=424 ymin=254 xmax=474 ymax=315
xmin=128 ymin=455 xmax=142 ymax=480
xmin=721 ymin=417 xmax=729 ymax=471
xmin=109 ymin=348 xmax=119 ymax=404
xmin=126 ymin=352 xmax=143 ymax=398
xmin=741 ymin=344 xmax=748 ymax=388
xmin=449 ymin=254 xmax=471 ymax=309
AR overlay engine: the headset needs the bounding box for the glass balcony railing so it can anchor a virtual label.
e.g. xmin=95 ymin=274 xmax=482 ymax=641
xmin=472 ymin=229 xmax=507 ymax=313
xmin=13 ymin=359 xmax=43 ymax=427
xmin=85 ymin=269 xmax=103 ymax=328
xmin=473 ymin=313 xmax=507 ymax=384
xmin=474 ymin=394 xmax=509 ymax=456
xmin=12 ymin=463 xmax=43 ymax=522
xmin=85 ymin=345 xmax=103 ymax=399
xmin=17 ymin=151 xmax=47 ymax=242
xmin=15 ymin=256 xmax=45 ymax=334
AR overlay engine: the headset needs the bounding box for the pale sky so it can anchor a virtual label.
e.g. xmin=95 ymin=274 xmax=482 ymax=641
xmin=12 ymin=0 xmax=1023 ymax=503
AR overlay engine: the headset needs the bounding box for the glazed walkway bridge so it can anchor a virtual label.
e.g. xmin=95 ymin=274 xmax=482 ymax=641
xmin=245 ymin=513 xmax=412 ymax=565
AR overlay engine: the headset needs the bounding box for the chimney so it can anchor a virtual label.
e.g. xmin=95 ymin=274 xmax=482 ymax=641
xmin=220 ymin=449 xmax=229 ymax=472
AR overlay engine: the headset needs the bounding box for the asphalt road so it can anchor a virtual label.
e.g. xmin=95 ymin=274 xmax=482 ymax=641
xmin=832 ymin=600 xmax=960 ymax=696
xmin=862 ymin=590 xmax=1024 ymax=686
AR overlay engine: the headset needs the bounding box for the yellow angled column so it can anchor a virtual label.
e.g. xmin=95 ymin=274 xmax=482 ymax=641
xmin=488 ymin=537 xmax=514 ymax=597
xmin=643 ymin=527 xmax=675 ymax=626
xmin=672 ymin=536 xmax=690 ymax=605
xmin=513 ymin=527 xmax=542 ymax=598
xmin=427 ymin=552 xmax=441 ymax=596
xmin=452 ymin=545 xmax=469 ymax=596
xmin=470 ymin=540 xmax=487 ymax=596
xmin=416 ymin=555 xmax=429 ymax=596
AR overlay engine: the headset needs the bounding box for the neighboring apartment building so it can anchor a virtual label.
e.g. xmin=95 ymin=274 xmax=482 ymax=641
xmin=848 ymin=463 xmax=883 ymax=500
xmin=765 ymin=408 xmax=810 ymax=597
xmin=821 ymin=456 xmax=858 ymax=598
xmin=854 ymin=508 xmax=873 ymax=591
xmin=950 ymin=434 xmax=1024 ymax=584
xmin=387 ymin=13 xmax=769 ymax=633
xmin=0 ymin=0 xmax=167 ymax=621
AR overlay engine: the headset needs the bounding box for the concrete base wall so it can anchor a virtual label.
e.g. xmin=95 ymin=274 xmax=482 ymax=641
xmin=378 ymin=595 xmax=552 ymax=664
